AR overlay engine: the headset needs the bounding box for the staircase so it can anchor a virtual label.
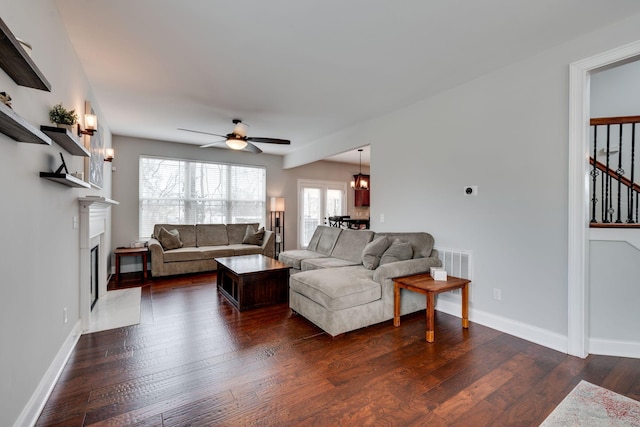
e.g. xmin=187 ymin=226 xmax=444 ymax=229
xmin=589 ymin=115 xmax=640 ymax=228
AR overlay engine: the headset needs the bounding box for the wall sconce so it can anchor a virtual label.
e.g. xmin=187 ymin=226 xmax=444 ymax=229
xmin=78 ymin=113 xmax=98 ymax=136
xmin=104 ymin=147 xmax=114 ymax=162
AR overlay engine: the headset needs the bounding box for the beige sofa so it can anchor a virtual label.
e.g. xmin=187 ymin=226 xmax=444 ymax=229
xmin=279 ymin=225 xmax=441 ymax=337
xmin=148 ymin=223 xmax=274 ymax=277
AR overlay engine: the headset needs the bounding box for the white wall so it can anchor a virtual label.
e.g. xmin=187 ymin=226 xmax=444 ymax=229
xmin=111 ymin=135 xmax=366 ymax=272
xmin=287 ymin=13 xmax=640 ymax=353
xmin=0 ymin=1 xmax=113 ymax=426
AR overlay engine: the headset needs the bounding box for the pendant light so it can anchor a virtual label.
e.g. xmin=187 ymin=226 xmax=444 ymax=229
xmin=350 ymin=149 xmax=369 ymax=190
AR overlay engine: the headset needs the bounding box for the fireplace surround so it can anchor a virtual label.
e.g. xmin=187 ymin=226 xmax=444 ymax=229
xmin=79 ymin=197 xmax=118 ymax=331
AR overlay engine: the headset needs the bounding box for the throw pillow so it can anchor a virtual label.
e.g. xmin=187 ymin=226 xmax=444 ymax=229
xmin=242 ymin=226 xmax=265 ymax=245
xmin=158 ymin=227 xmax=183 ymax=250
xmin=379 ymin=239 xmax=413 ymax=266
xmin=362 ymin=236 xmax=391 ymax=270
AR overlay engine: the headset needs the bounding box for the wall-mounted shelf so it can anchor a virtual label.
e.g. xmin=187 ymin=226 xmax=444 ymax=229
xmin=40 ymin=172 xmax=90 ymax=188
xmin=0 ymin=17 xmax=51 ymax=91
xmin=40 ymin=126 xmax=90 ymax=157
xmin=0 ymin=101 xmax=51 ymax=145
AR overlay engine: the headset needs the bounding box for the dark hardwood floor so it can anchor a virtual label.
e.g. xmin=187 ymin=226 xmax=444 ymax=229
xmin=36 ymin=273 xmax=640 ymax=426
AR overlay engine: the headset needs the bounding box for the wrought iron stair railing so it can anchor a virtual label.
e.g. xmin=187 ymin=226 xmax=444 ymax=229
xmin=590 ymin=115 xmax=640 ymax=227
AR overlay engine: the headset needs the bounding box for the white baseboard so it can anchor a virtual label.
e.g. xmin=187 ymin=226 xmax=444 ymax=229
xmin=589 ymin=338 xmax=640 ymax=358
xmin=435 ymin=297 xmax=569 ymax=354
xmin=13 ymin=321 xmax=82 ymax=427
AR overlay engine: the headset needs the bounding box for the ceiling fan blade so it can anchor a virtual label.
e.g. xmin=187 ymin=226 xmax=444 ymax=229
xmin=199 ymin=140 xmax=225 ymax=148
xmin=244 ymin=142 xmax=263 ymax=154
xmin=246 ymin=137 xmax=291 ymax=145
xmin=178 ymin=128 xmax=227 ymax=138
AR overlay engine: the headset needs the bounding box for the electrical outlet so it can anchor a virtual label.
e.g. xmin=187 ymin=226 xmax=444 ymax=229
xmin=63 ymin=307 xmax=68 ymax=324
xmin=72 ymin=216 xmax=79 ymax=229
xmin=464 ymin=185 xmax=478 ymax=196
xmin=492 ymin=288 xmax=502 ymax=301
xmin=379 ymin=213 xmax=385 ymax=223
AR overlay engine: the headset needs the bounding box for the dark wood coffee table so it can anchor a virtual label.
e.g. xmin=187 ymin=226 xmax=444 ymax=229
xmin=215 ymin=254 xmax=291 ymax=311
xmin=393 ymin=273 xmax=471 ymax=342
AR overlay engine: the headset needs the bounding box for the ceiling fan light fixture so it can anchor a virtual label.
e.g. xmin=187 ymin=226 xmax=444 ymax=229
xmin=233 ymin=120 xmax=249 ymax=138
xmin=226 ymin=136 xmax=248 ymax=150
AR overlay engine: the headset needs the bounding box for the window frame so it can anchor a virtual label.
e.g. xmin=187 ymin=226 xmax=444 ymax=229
xmin=138 ymin=155 xmax=266 ymax=239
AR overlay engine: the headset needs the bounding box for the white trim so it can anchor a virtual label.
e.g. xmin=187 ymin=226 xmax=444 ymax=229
xmin=435 ymin=300 xmax=568 ymax=354
xmin=568 ymin=40 xmax=640 ymax=359
xmin=589 ymin=228 xmax=640 ymax=252
xmin=13 ymin=321 xmax=82 ymax=427
xmin=589 ymin=337 xmax=640 ymax=358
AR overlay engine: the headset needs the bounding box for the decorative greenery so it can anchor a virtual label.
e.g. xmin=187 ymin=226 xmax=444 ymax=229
xmin=49 ymin=103 xmax=78 ymax=125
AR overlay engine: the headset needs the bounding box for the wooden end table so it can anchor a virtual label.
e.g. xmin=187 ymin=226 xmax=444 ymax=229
xmin=215 ymin=254 xmax=291 ymax=311
xmin=114 ymin=247 xmax=149 ymax=285
xmin=393 ymin=273 xmax=471 ymax=342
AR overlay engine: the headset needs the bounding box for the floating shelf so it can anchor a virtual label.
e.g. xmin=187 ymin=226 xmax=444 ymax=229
xmin=0 ymin=17 xmax=51 ymax=91
xmin=0 ymin=101 xmax=51 ymax=145
xmin=40 ymin=172 xmax=90 ymax=188
xmin=40 ymin=125 xmax=90 ymax=157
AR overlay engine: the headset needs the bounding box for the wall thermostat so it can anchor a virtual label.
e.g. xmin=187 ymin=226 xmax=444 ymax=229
xmin=464 ymin=185 xmax=478 ymax=196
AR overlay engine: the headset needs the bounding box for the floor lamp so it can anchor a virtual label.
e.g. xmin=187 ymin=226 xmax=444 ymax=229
xmin=270 ymin=197 xmax=285 ymax=258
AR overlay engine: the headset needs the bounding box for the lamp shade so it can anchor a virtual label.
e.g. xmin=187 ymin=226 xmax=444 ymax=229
xmin=270 ymin=197 xmax=285 ymax=211
xmin=84 ymin=113 xmax=97 ymax=131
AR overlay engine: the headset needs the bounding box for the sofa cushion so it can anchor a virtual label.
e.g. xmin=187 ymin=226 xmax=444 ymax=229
xmin=227 ymin=223 xmax=259 ymax=244
xmin=330 ymin=229 xmax=374 ymax=263
xmin=289 ymin=266 xmax=380 ymax=311
xmin=153 ymin=224 xmax=196 ymax=247
xmin=242 ymin=226 xmax=265 ymax=245
xmin=158 ymin=227 xmax=183 ymax=250
xmin=380 ymin=239 xmax=413 ymax=265
xmin=301 ymin=257 xmax=361 ymax=271
xmin=226 ymin=244 xmax=266 ymax=256
xmin=362 ymin=236 xmax=391 ymax=270
xmin=278 ymin=250 xmax=327 ymax=270
xmin=163 ymin=246 xmax=204 ymax=262
xmin=307 ymin=225 xmax=341 ymax=256
xmin=199 ymin=247 xmax=234 ymax=259
xmin=196 ymin=224 xmax=228 ymax=246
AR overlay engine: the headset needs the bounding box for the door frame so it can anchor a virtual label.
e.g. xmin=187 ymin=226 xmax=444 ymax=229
xmin=568 ymin=40 xmax=640 ymax=358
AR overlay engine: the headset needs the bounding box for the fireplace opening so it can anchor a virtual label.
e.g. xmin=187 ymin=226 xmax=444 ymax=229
xmin=91 ymin=245 xmax=99 ymax=309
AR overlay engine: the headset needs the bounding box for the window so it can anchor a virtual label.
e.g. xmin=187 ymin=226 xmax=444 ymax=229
xmin=139 ymin=156 xmax=266 ymax=239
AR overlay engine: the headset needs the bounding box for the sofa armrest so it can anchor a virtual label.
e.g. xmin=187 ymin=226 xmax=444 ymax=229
xmin=374 ymin=257 xmax=442 ymax=304
xmin=148 ymin=238 xmax=165 ymax=260
xmin=261 ymin=230 xmax=275 ymax=258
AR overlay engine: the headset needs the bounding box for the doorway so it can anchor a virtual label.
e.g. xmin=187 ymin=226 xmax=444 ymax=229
xmin=568 ymin=40 xmax=640 ymax=358
xmin=298 ymin=180 xmax=347 ymax=247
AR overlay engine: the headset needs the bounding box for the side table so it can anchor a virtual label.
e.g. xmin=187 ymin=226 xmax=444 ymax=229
xmin=114 ymin=247 xmax=149 ymax=285
xmin=393 ymin=273 xmax=471 ymax=342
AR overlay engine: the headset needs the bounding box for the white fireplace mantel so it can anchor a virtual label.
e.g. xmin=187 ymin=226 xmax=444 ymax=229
xmin=79 ymin=196 xmax=119 ymax=331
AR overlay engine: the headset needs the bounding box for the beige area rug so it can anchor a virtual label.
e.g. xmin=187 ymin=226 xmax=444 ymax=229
xmin=87 ymin=288 xmax=141 ymax=333
xmin=540 ymin=380 xmax=640 ymax=426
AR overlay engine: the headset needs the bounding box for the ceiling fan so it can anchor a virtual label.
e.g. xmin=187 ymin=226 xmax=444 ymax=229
xmin=178 ymin=119 xmax=291 ymax=154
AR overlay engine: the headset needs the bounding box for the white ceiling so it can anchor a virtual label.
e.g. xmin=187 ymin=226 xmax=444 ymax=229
xmin=54 ymin=0 xmax=640 ymax=165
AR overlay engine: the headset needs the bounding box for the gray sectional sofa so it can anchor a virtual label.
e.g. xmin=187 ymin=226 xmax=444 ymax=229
xmin=148 ymin=223 xmax=274 ymax=277
xmin=278 ymin=225 xmax=441 ymax=336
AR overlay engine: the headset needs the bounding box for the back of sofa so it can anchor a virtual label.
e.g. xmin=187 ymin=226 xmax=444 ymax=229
xmin=153 ymin=224 xmax=197 ymax=247
xmin=330 ymin=229 xmax=375 ymax=263
xmin=307 ymin=225 xmax=342 ymax=256
xmin=373 ymin=232 xmax=435 ymax=258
